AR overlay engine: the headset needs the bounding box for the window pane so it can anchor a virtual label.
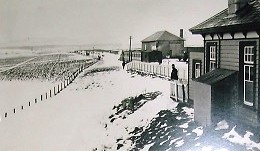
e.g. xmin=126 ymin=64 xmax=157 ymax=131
xmin=195 ymin=63 xmax=200 ymax=69
xmin=245 ymin=66 xmax=249 ymax=80
xmin=210 ymin=46 xmax=216 ymax=60
xmin=245 ymin=81 xmax=253 ymax=104
xmin=194 ymin=62 xmax=201 ymax=78
xmin=250 ymin=55 xmax=253 ymax=62
xmin=210 ymin=61 xmax=215 ymax=71
xmin=250 ymin=66 xmax=254 ymax=81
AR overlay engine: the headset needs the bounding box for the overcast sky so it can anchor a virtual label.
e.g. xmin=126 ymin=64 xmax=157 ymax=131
xmin=0 ymin=0 xmax=227 ymax=49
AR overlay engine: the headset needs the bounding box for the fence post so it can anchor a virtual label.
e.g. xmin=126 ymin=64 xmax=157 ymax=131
xmin=54 ymin=86 xmax=56 ymax=95
xmin=175 ymin=82 xmax=178 ymax=101
xmin=159 ymin=65 xmax=162 ymax=75
xmin=183 ymin=69 xmax=186 ymax=80
xmin=14 ymin=108 xmax=16 ymax=114
xmin=150 ymin=64 xmax=152 ymax=74
xmin=41 ymin=95 xmax=43 ymax=101
xmin=5 ymin=113 xmax=7 ymax=118
xmin=50 ymin=90 xmax=52 ymax=98
xmin=168 ymin=67 xmax=170 ymax=78
xmin=35 ymin=98 xmax=37 ymax=103
xmin=46 ymin=93 xmax=48 ymax=99
xmin=184 ymin=84 xmax=188 ymax=102
xmin=29 ymin=101 xmax=31 ymax=106
xmin=182 ymin=84 xmax=185 ymax=102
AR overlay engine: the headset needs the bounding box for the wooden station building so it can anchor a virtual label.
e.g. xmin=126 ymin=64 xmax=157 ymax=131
xmin=189 ymin=0 xmax=260 ymax=127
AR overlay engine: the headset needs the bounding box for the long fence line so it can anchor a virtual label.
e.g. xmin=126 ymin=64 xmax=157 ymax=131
xmin=125 ymin=61 xmax=187 ymax=81
xmin=126 ymin=61 xmax=189 ymax=103
xmin=1 ymin=60 xmax=97 ymax=121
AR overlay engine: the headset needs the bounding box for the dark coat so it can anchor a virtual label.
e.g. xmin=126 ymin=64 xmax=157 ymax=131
xmin=171 ymin=68 xmax=178 ymax=80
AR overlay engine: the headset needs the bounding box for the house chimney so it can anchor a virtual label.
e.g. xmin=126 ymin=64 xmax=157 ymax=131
xmin=180 ymin=29 xmax=184 ymax=39
xmin=228 ymin=0 xmax=249 ymax=15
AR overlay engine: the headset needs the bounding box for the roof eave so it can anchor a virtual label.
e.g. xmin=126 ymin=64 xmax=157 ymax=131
xmin=190 ymin=23 xmax=260 ymax=35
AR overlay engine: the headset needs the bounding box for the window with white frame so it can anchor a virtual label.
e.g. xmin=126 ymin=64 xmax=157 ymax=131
xmin=243 ymin=46 xmax=254 ymax=106
xmin=209 ymin=46 xmax=216 ymax=71
xmin=195 ymin=62 xmax=201 ymax=78
xmin=244 ymin=46 xmax=254 ymax=64
xmin=144 ymin=44 xmax=147 ymax=50
xmin=192 ymin=60 xmax=201 ymax=78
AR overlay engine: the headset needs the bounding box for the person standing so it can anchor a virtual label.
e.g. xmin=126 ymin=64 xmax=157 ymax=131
xmin=122 ymin=61 xmax=126 ymax=69
xmin=170 ymin=64 xmax=178 ymax=100
xmin=171 ymin=64 xmax=178 ymax=80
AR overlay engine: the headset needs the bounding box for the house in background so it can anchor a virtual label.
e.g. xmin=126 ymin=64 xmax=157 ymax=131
xmin=141 ymin=30 xmax=185 ymax=60
xmin=189 ymin=0 xmax=260 ymax=127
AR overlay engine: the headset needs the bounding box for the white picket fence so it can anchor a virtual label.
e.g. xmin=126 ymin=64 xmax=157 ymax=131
xmin=170 ymin=81 xmax=188 ymax=102
xmin=126 ymin=61 xmax=188 ymax=102
xmin=125 ymin=61 xmax=187 ymax=81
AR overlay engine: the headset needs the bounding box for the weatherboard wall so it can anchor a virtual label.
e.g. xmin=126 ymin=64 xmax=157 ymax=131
xmin=203 ymin=36 xmax=260 ymax=125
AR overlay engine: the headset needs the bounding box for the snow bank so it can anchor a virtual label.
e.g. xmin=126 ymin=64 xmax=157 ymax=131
xmin=215 ymin=120 xmax=229 ymax=131
xmin=222 ymin=126 xmax=260 ymax=150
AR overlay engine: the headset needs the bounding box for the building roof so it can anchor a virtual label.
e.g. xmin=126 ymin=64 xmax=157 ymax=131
xmin=194 ymin=69 xmax=237 ymax=85
xmin=141 ymin=31 xmax=184 ymax=42
xmin=190 ymin=0 xmax=260 ymax=34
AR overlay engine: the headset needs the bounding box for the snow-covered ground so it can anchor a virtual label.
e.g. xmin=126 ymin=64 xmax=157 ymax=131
xmin=0 ymin=52 xmax=259 ymax=151
xmin=0 ymin=52 xmax=92 ymax=117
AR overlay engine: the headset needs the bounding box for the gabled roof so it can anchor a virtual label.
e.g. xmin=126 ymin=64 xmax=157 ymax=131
xmin=141 ymin=31 xmax=184 ymax=42
xmin=194 ymin=69 xmax=237 ymax=85
xmin=190 ymin=0 xmax=260 ymax=34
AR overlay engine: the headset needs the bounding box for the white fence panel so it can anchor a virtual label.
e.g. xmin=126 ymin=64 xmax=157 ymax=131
xmin=170 ymin=81 xmax=188 ymax=102
xmin=126 ymin=61 xmax=187 ymax=81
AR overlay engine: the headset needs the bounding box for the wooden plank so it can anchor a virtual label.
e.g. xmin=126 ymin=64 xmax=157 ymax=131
xmin=220 ymin=53 xmax=239 ymax=59
xmin=221 ymin=61 xmax=239 ymax=67
xmin=221 ymin=65 xmax=239 ymax=71
xmin=221 ymin=49 xmax=239 ymax=54
xmin=221 ymin=45 xmax=239 ymax=50
xmin=221 ymin=58 xmax=239 ymax=63
xmin=221 ymin=40 xmax=239 ymax=46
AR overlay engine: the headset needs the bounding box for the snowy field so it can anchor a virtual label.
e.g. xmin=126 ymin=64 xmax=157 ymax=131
xmin=0 ymin=52 xmax=259 ymax=150
xmin=0 ymin=52 xmax=92 ymax=119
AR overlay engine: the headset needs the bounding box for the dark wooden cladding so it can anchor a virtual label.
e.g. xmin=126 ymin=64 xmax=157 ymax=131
xmin=202 ymin=38 xmax=259 ymax=122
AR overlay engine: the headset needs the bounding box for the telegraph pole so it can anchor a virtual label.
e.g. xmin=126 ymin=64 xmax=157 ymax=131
xmin=129 ymin=36 xmax=132 ymax=61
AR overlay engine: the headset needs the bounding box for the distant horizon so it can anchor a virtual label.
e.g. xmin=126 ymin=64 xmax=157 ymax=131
xmin=0 ymin=28 xmax=205 ymax=50
xmin=0 ymin=40 xmax=204 ymax=51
